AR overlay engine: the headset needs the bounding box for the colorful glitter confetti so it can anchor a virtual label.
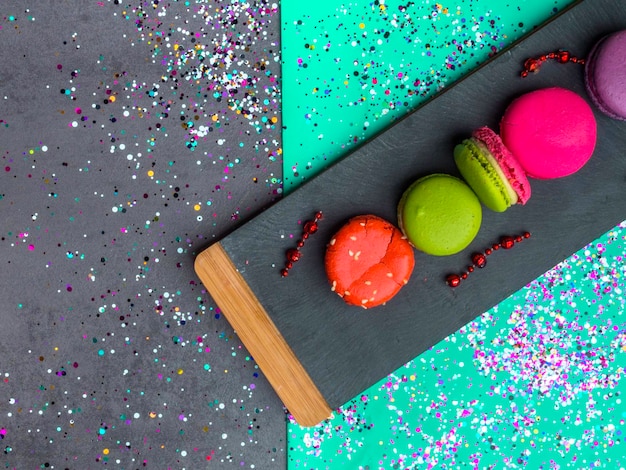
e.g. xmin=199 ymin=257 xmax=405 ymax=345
xmin=281 ymin=0 xmax=574 ymax=192
xmin=3 ymin=0 xmax=624 ymax=468
xmin=1 ymin=1 xmax=284 ymax=467
xmin=282 ymin=0 xmax=626 ymax=468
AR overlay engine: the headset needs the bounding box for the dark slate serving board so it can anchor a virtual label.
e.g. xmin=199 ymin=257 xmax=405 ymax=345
xmin=195 ymin=0 xmax=626 ymax=426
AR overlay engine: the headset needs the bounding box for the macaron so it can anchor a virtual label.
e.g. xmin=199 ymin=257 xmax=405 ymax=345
xmin=325 ymin=215 xmax=414 ymax=309
xmin=585 ymin=30 xmax=626 ymax=120
xmin=454 ymin=126 xmax=531 ymax=212
xmin=397 ymin=174 xmax=482 ymax=256
xmin=500 ymin=87 xmax=597 ymax=179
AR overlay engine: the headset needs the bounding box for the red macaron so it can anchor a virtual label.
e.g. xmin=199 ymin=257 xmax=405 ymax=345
xmin=325 ymin=215 xmax=414 ymax=309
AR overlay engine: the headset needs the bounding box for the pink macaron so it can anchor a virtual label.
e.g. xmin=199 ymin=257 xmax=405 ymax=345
xmin=500 ymin=87 xmax=597 ymax=179
xmin=585 ymin=30 xmax=626 ymax=121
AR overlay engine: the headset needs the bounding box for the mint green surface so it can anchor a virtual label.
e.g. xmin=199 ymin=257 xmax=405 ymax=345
xmin=288 ymin=222 xmax=626 ymax=468
xmin=282 ymin=0 xmax=575 ymax=193
xmin=278 ymin=1 xmax=626 ymax=468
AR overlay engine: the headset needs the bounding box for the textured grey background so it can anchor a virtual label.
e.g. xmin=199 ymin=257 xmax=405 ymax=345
xmin=1 ymin=1 xmax=285 ymax=468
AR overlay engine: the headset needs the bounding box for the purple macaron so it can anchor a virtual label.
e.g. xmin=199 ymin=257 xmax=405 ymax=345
xmin=585 ymin=30 xmax=626 ymax=120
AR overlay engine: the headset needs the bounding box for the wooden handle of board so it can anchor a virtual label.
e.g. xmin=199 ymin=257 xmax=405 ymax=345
xmin=194 ymin=242 xmax=333 ymax=427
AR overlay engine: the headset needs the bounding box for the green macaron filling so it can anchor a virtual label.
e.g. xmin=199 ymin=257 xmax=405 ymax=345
xmin=454 ymin=139 xmax=517 ymax=212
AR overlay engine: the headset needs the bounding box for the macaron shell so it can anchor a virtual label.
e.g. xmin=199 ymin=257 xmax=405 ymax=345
xmin=325 ymin=215 xmax=414 ymax=308
xmin=398 ymin=174 xmax=482 ymax=256
xmin=454 ymin=139 xmax=511 ymax=212
xmin=471 ymin=127 xmax=531 ymax=204
xmin=585 ymin=30 xmax=626 ymax=120
xmin=500 ymin=87 xmax=597 ymax=179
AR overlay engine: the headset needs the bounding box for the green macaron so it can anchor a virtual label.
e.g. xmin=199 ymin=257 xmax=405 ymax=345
xmin=397 ymin=174 xmax=482 ymax=256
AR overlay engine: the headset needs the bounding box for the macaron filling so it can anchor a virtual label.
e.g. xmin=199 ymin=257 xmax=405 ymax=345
xmin=471 ymin=127 xmax=531 ymax=204
xmin=454 ymin=138 xmax=518 ymax=212
xmin=478 ymin=143 xmax=519 ymax=205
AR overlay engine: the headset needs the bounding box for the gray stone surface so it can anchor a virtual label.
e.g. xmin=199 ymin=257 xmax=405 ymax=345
xmin=1 ymin=1 xmax=285 ymax=468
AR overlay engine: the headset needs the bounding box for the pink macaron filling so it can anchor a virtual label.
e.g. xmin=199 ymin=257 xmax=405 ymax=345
xmin=500 ymin=87 xmax=597 ymax=179
xmin=472 ymin=127 xmax=531 ymax=204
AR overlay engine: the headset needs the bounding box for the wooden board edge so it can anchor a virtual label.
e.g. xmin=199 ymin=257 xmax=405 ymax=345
xmin=194 ymin=242 xmax=333 ymax=427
